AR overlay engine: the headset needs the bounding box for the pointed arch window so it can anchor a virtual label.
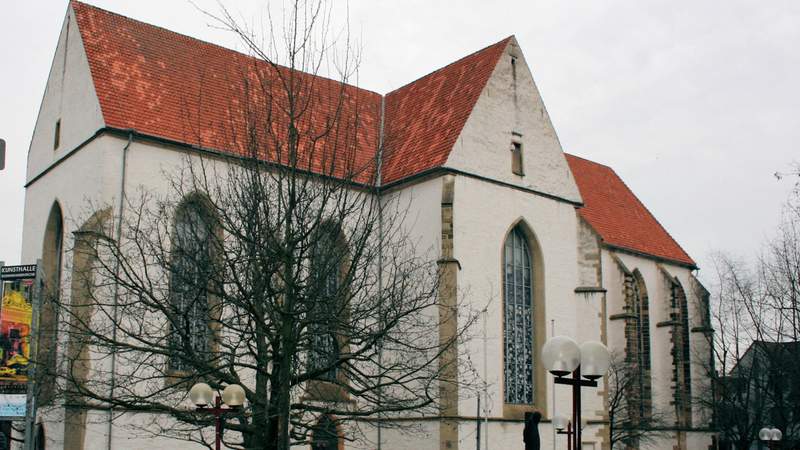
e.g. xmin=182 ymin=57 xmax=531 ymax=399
xmin=39 ymin=202 xmax=64 ymax=403
xmin=169 ymin=200 xmax=215 ymax=372
xmin=503 ymin=225 xmax=534 ymax=404
xmin=311 ymin=415 xmax=339 ymax=450
xmin=627 ymin=271 xmax=652 ymax=420
xmin=672 ymin=281 xmax=692 ymax=426
xmin=309 ymin=226 xmax=344 ymax=382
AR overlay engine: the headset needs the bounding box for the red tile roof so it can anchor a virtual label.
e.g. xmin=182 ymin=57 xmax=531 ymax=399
xmin=70 ymin=1 xmax=510 ymax=185
xmin=382 ymin=38 xmax=511 ymax=184
xmin=566 ymin=154 xmax=695 ymax=267
xmin=71 ymin=1 xmax=382 ymax=183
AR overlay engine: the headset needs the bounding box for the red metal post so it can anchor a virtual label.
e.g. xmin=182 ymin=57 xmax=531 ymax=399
xmin=215 ymin=396 xmax=222 ymax=450
xmin=566 ymin=421 xmax=572 ymax=450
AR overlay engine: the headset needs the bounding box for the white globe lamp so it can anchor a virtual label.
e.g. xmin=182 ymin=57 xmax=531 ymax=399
xmin=552 ymin=414 xmax=569 ymax=431
xmin=222 ymin=384 xmax=246 ymax=408
xmin=189 ymin=382 xmax=213 ymax=407
xmin=541 ymin=336 xmax=580 ymax=377
xmin=579 ymin=341 xmax=611 ymax=380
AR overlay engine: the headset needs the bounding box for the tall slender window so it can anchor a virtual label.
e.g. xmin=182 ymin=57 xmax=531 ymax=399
xmin=40 ymin=202 xmax=63 ymax=403
xmin=169 ymin=201 xmax=213 ymax=372
xmin=309 ymin=227 xmax=341 ymax=382
xmin=628 ymin=272 xmax=652 ymax=420
xmin=503 ymin=226 xmax=533 ymax=404
xmin=673 ymin=282 xmax=692 ymax=426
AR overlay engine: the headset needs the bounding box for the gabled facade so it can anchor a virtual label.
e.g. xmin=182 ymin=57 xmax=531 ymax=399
xmin=20 ymin=2 xmax=714 ymax=449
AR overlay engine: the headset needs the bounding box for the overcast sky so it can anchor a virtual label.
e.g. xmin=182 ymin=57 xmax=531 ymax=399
xmin=1 ymin=1 xmax=798 ymax=279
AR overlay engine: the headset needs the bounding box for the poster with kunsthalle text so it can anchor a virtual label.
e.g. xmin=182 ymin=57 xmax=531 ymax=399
xmin=0 ymin=265 xmax=36 ymax=418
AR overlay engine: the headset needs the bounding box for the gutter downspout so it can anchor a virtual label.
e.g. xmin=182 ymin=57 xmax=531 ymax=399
xmin=107 ymin=132 xmax=132 ymax=450
xmin=376 ymin=96 xmax=385 ymax=450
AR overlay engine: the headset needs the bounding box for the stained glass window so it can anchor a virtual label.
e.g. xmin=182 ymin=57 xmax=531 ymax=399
xmin=503 ymin=226 xmax=533 ymax=404
xmin=169 ymin=202 xmax=213 ymax=372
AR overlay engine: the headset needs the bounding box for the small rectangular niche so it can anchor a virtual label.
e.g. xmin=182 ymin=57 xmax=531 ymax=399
xmin=54 ymin=119 xmax=61 ymax=150
xmin=511 ymin=141 xmax=524 ymax=176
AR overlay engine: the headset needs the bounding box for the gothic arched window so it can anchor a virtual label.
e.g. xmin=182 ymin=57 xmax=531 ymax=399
xmin=308 ymin=225 xmax=343 ymax=382
xmin=39 ymin=201 xmax=64 ymax=403
xmin=672 ymin=281 xmax=692 ymax=426
xmin=311 ymin=415 xmax=339 ymax=450
xmin=628 ymin=271 xmax=652 ymax=420
xmin=503 ymin=225 xmax=533 ymax=404
xmin=168 ymin=200 xmax=215 ymax=372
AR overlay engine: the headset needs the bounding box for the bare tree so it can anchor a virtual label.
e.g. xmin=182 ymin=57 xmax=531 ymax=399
xmin=606 ymin=353 xmax=670 ymax=449
xmin=698 ymin=187 xmax=800 ymax=449
xmin=49 ymin=1 xmax=478 ymax=449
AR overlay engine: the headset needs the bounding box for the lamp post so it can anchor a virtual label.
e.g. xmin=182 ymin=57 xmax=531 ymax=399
xmin=541 ymin=337 xmax=610 ymax=450
xmin=759 ymin=426 xmax=782 ymax=449
xmin=552 ymin=414 xmax=573 ymax=450
xmin=189 ymin=382 xmax=246 ymax=450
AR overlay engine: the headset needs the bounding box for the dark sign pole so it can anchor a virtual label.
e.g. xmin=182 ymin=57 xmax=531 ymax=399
xmin=0 ymin=139 xmax=5 ymax=171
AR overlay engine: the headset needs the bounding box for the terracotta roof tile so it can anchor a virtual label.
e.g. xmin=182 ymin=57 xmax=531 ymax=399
xmin=566 ymin=154 xmax=695 ymax=267
xmin=382 ymin=38 xmax=511 ymax=184
xmin=72 ymin=1 xmax=382 ymax=183
xmin=70 ymin=1 xmax=510 ymax=186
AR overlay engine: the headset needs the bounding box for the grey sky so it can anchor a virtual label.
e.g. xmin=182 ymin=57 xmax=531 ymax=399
xmin=1 ymin=0 xmax=798 ymax=278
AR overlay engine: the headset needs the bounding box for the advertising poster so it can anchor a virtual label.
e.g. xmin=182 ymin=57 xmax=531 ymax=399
xmin=0 ymin=265 xmax=36 ymax=418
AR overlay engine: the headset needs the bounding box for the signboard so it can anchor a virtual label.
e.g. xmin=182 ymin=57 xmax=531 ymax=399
xmin=0 ymin=265 xmax=37 ymax=419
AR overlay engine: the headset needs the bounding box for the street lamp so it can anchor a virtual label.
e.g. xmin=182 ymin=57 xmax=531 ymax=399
xmin=542 ymin=337 xmax=610 ymax=450
xmin=759 ymin=427 xmax=782 ymax=449
xmin=552 ymin=414 xmax=574 ymax=450
xmin=189 ymin=382 xmax=246 ymax=450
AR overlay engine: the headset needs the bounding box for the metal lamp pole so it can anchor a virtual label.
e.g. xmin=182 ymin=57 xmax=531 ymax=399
xmin=542 ymin=337 xmax=610 ymax=450
xmin=759 ymin=427 xmax=782 ymax=450
xmin=552 ymin=366 xmax=598 ymax=449
xmin=189 ymin=383 xmax=246 ymax=450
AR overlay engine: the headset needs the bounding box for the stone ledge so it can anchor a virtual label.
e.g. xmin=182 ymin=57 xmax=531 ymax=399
xmin=574 ymin=286 xmax=607 ymax=294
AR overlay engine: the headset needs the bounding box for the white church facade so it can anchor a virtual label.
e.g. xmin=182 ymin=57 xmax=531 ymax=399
xmin=19 ymin=2 xmax=715 ymax=449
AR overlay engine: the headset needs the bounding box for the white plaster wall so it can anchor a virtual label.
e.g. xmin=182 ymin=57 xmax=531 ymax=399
xmin=602 ymin=249 xmax=715 ymax=445
xmin=606 ymin=252 xmax=674 ymax=423
xmin=451 ymin=174 xmax=605 ymax=447
xmin=26 ymin=6 xmax=105 ymax=182
xmin=383 ymin=177 xmax=442 ymax=263
xmin=22 ymin=133 xmax=451 ymax=449
xmin=445 ymin=37 xmax=581 ymax=205
xmin=21 ymin=133 xmax=125 ymax=265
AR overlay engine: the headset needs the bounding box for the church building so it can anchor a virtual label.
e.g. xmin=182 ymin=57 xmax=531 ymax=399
xmin=19 ymin=2 xmax=714 ymax=449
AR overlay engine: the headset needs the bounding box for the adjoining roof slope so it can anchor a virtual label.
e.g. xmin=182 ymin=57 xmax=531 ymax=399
xmin=71 ymin=1 xmax=382 ymax=182
xmin=381 ymin=37 xmax=512 ymax=184
xmin=566 ymin=154 xmax=695 ymax=267
xmin=69 ymin=1 xmax=511 ymax=186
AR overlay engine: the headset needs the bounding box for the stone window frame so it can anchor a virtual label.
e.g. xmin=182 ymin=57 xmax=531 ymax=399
xmin=166 ymin=194 xmax=222 ymax=375
xmin=500 ymin=219 xmax=547 ymax=419
xmin=305 ymin=222 xmax=352 ymax=403
xmin=39 ymin=201 xmax=65 ymax=405
xmin=658 ymin=268 xmax=693 ymax=428
xmin=626 ymin=269 xmax=653 ymax=423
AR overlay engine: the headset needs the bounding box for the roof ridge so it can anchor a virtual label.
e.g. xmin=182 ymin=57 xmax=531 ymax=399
xmin=70 ymin=0 xmax=383 ymax=97
xmin=565 ymin=152 xmax=613 ymax=170
xmin=386 ymin=36 xmax=513 ymax=96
